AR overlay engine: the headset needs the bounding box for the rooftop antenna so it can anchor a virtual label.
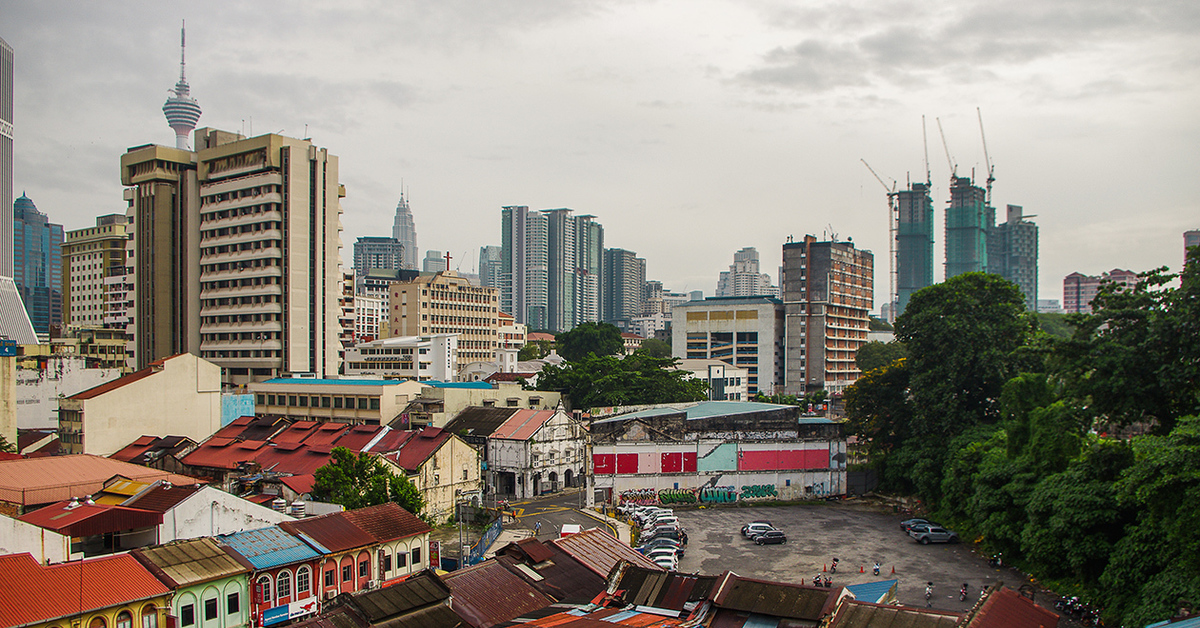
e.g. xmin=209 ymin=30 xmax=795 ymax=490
xmin=977 ymin=107 xmax=995 ymax=206
xmin=936 ymin=117 xmax=957 ymax=178
xmin=922 ymin=115 xmax=931 ymax=185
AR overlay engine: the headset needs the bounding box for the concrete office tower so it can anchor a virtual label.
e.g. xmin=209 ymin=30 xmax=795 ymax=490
xmin=353 ymin=236 xmax=405 ymax=276
xmin=1 ymin=37 xmax=12 ymax=277
xmin=63 ymin=215 xmax=127 ymax=329
xmin=388 ymin=271 xmax=499 ymax=365
xmin=1063 ymin=269 xmax=1138 ymax=315
xmin=672 ymin=296 xmax=784 ymax=396
xmin=392 ymin=192 xmax=418 ymax=270
xmin=781 ymin=235 xmax=873 ymax=395
xmin=716 ymin=247 xmax=774 ymax=297
xmin=192 ymin=129 xmax=343 ymax=385
xmin=895 ymin=182 xmax=934 ymax=316
xmin=501 ymin=205 xmax=548 ymax=330
xmin=543 ymin=209 xmax=604 ymax=332
xmin=945 ymin=176 xmax=990 ymax=279
xmin=572 ymin=213 xmax=604 ymax=328
xmin=602 ymin=248 xmax=645 ymax=328
xmin=12 ymin=194 xmax=64 ymax=335
xmin=423 ymin=250 xmax=447 ymax=273
xmin=120 ymin=143 xmax=200 ymax=369
xmin=987 ymin=204 xmax=1039 ymax=310
xmin=162 ymin=24 xmax=201 ymax=150
xmin=478 ymin=245 xmax=503 ymax=290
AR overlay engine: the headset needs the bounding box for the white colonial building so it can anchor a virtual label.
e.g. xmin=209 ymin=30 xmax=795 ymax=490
xmin=342 ymin=334 xmax=458 ymax=381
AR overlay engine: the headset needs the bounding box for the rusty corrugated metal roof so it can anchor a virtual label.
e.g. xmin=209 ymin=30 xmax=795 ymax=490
xmin=496 ymin=541 xmax=606 ymax=604
xmin=492 ymin=409 xmax=556 ymax=441
xmin=612 ymin=565 xmax=718 ymax=611
xmin=120 ymin=482 xmax=202 ymax=512
xmin=826 ymin=599 xmax=964 ymax=628
xmin=131 ymin=537 xmax=249 ymax=588
xmin=0 ymin=454 xmax=201 ymax=506
xmin=19 ymin=500 xmax=163 ymax=536
xmin=709 ymin=572 xmax=841 ymax=621
xmin=551 ymin=528 xmax=662 ymax=578
xmin=0 ymin=552 xmax=170 ymax=626
xmin=443 ymin=559 xmax=555 ymax=628
xmin=280 ymin=509 xmax=377 ymax=553
xmin=341 ymin=502 xmax=430 ymax=543
xmin=965 ymin=587 xmax=1060 ymax=628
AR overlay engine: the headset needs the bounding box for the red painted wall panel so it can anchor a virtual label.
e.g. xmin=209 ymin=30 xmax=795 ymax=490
xmin=682 ymin=452 xmax=697 ymax=473
xmin=661 ymin=452 xmax=682 ymax=473
xmin=593 ymin=453 xmax=614 ymax=474
xmin=738 ymin=448 xmax=828 ymax=471
xmin=616 ymin=453 xmax=639 ymax=474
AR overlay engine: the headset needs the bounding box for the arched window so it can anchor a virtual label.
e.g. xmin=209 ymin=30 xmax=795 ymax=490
xmin=89 ymin=618 xmax=107 ymax=628
xmin=141 ymin=604 xmax=158 ymax=628
xmin=296 ymin=566 xmax=311 ymax=595
xmin=257 ymin=575 xmax=273 ymax=604
xmin=276 ymin=570 xmax=292 ymax=601
xmin=115 ymin=613 xmax=133 ymax=628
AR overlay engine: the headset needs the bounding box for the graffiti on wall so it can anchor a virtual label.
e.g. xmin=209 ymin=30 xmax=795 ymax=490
xmin=618 ymin=483 xmax=779 ymax=506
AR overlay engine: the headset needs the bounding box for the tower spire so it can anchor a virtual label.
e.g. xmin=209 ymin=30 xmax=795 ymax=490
xmin=163 ymin=20 xmax=201 ymax=150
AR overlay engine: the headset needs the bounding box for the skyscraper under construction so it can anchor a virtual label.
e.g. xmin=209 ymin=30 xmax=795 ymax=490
xmin=944 ymin=175 xmax=991 ymax=279
xmin=895 ymin=182 xmax=934 ymax=316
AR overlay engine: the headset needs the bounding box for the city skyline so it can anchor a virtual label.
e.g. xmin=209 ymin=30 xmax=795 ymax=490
xmin=3 ymin=2 xmax=1197 ymax=310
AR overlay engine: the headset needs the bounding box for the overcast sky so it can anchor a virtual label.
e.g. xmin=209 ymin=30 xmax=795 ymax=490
xmin=4 ymin=0 xmax=1198 ymax=310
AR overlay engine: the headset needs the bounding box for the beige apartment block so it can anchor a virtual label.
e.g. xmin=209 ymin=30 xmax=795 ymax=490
xmin=62 ymin=214 xmax=128 ymax=331
xmin=400 ymin=382 xmax=562 ymax=428
xmin=388 ymin=271 xmax=499 ymax=365
xmin=672 ymin=296 xmax=785 ymax=396
xmin=57 ymin=353 xmax=222 ymax=456
xmin=250 ymin=377 xmax=428 ymax=425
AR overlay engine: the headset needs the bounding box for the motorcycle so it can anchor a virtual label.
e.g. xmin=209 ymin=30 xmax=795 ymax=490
xmin=960 ymin=584 xmax=969 ymax=602
xmin=987 ymin=553 xmax=1003 ymax=568
xmin=830 ymin=557 xmax=839 ymax=573
xmin=823 ymin=576 xmax=832 ymax=588
xmin=872 ymin=562 xmax=880 ymax=576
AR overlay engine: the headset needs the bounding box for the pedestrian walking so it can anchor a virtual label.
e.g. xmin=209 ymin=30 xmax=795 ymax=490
xmin=535 ymin=521 xmax=542 ymax=536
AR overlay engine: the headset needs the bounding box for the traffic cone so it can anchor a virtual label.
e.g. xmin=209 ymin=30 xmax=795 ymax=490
xmin=823 ymin=564 xmax=827 ymax=572
xmin=891 ymin=565 xmax=895 ymax=574
xmin=860 ymin=565 xmax=864 ymax=573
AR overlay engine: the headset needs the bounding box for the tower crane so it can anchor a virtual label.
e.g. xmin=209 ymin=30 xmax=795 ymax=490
xmin=936 ymin=117 xmax=957 ymax=178
xmin=977 ymin=107 xmax=996 ymax=206
xmin=861 ymin=159 xmax=900 ymax=321
xmin=860 ymin=159 xmax=896 ymax=193
xmin=922 ymin=115 xmax=932 ymax=185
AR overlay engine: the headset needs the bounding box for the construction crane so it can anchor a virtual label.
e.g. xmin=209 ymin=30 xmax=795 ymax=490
xmin=861 ymin=159 xmax=901 ymax=322
xmin=936 ymin=117 xmax=957 ymax=178
xmin=977 ymin=107 xmax=996 ymax=206
xmin=922 ymin=115 xmax=931 ymax=185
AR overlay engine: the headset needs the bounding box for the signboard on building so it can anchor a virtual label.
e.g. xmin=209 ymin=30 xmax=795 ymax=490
xmin=0 ymin=339 xmax=16 ymax=357
xmin=262 ymin=599 xmax=318 ymax=626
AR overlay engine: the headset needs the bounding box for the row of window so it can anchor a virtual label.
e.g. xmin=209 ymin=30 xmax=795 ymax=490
xmin=178 ymin=592 xmax=239 ymax=627
xmin=258 ymin=394 xmax=381 ymax=410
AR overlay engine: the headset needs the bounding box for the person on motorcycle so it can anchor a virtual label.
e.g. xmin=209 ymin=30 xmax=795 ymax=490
xmin=960 ymin=583 xmax=969 ymax=601
xmin=830 ymin=557 xmax=839 ymax=573
xmin=925 ymin=582 xmax=934 ymax=607
xmin=872 ymin=561 xmax=880 ymax=576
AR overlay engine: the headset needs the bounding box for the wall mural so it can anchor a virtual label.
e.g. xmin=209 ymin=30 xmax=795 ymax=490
xmin=619 ymin=484 xmax=779 ymax=506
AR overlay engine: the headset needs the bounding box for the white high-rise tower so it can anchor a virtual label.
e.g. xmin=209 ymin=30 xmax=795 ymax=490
xmin=162 ymin=22 xmax=201 ymax=150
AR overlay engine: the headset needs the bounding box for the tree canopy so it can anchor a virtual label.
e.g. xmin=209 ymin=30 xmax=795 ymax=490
xmin=854 ymin=340 xmax=908 ymax=373
xmin=536 ymin=353 xmax=707 ymax=409
xmin=312 ymin=447 xmax=425 ymax=517
xmin=556 ymin=322 xmax=624 ymax=362
xmin=636 ymin=337 xmax=672 ymax=358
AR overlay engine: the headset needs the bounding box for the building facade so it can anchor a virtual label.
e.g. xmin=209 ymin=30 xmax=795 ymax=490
xmin=353 ymin=236 xmax=405 ymax=276
xmin=250 ymin=377 xmax=427 ymax=424
xmin=423 ymin=250 xmax=447 ymax=273
xmin=353 ymin=294 xmax=384 ymax=342
xmin=674 ymin=358 xmax=749 ymax=401
xmin=388 ymin=271 xmax=499 ymax=365
xmin=944 ymin=176 xmax=990 ymax=279
xmin=894 ymin=182 xmax=934 ymax=317
xmin=715 ymin=247 xmax=774 ymax=298
xmin=781 ymin=236 xmax=874 ymax=395
xmin=12 ymin=194 xmax=63 ymax=335
xmin=343 ymin=334 xmax=458 ymax=381
xmin=478 ymin=244 xmax=503 ymax=290
xmin=1063 ymin=269 xmax=1139 ymax=314
xmin=987 ymin=204 xmax=1039 ymax=310
xmin=392 ymin=192 xmax=418 ymax=270
xmin=500 ymin=205 xmax=548 ymax=329
xmin=1 ymin=36 xmax=14 ymax=278
xmin=63 ymin=214 xmax=127 ymax=330
xmin=602 ymin=247 xmax=645 ymax=329
xmin=672 ymin=296 xmax=784 ymax=397
xmin=488 ymin=408 xmax=587 ymax=498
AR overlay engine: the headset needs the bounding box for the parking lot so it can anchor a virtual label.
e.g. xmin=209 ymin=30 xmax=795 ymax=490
xmin=667 ymin=500 xmax=1021 ymax=611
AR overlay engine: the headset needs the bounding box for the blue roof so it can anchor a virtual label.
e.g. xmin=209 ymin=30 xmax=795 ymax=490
xmin=1147 ymin=617 xmax=1200 ymax=628
xmin=844 ymin=579 xmax=897 ymax=604
xmin=218 ymin=527 xmax=325 ymax=569
xmin=593 ymin=401 xmax=798 ymax=425
xmin=262 ymin=378 xmax=409 ymax=386
xmin=425 ymin=381 xmax=493 ymax=389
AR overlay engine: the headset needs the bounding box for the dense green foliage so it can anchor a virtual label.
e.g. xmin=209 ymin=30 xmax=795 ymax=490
xmin=556 ymin=322 xmax=624 ymax=362
xmin=844 ymin=254 xmax=1200 ymax=626
xmin=312 ymin=447 xmax=425 ymax=517
xmin=518 ymin=338 xmax=554 ymax=361
xmin=636 ymin=337 xmax=672 ymax=358
xmin=536 ymin=353 xmax=708 ymax=409
xmin=854 ymin=340 xmax=908 ymax=373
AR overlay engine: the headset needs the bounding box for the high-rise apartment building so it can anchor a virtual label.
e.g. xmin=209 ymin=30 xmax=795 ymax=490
xmin=478 ymin=245 xmax=503 ymax=291
xmin=423 ymin=250 xmax=447 ymax=273
xmin=1 ymin=36 xmax=13 ymax=278
xmin=894 ymin=182 xmax=934 ymax=316
xmin=392 ymin=192 xmax=418 ymax=270
xmin=602 ymin=248 xmax=645 ymax=328
xmin=672 ymin=296 xmax=784 ymax=396
xmin=63 ymin=214 xmax=127 ymax=329
xmin=1063 ymin=269 xmax=1138 ymax=315
xmin=945 ymin=176 xmax=990 ymax=279
xmin=12 ymin=194 xmax=63 ymax=335
xmin=387 ymin=271 xmax=499 ymax=365
xmin=353 ymin=236 xmax=405 ymax=276
xmin=987 ymin=204 xmax=1038 ymax=310
xmin=781 ymin=236 xmax=873 ymax=395
xmin=501 ymin=206 xmax=603 ymax=332
xmin=716 ymin=247 xmax=774 ymax=297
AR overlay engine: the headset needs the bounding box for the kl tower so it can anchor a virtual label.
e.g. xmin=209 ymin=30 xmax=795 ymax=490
xmin=162 ymin=21 xmax=201 ymax=150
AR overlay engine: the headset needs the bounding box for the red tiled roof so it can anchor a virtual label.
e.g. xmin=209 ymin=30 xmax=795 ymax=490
xmin=121 ymin=482 xmax=203 ymax=513
xmin=966 ymin=587 xmax=1060 ymax=628
xmin=253 ymin=443 xmax=339 ymax=476
xmin=182 ymin=437 xmax=269 ymax=470
xmin=551 ymin=528 xmax=662 ymax=577
xmin=367 ymin=429 xmax=417 ymax=454
xmin=443 ymin=558 xmax=555 ymax=627
xmin=279 ymin=509 xmax=377 ymax=553
xmin=0 ymin=553 xmax=170 ymax=626
xmin=282 ymin=474 xmax=316 ymax=495
xmin=341 ymin=502 xmax=430 ymax=543
xmin=384 ymin=428 xmax=451 ymax=472
xmin=492 ymin=410 xmax=556 ymax=441
xmin=0 ymin=455 xmax=201 ymax=506
xmin=527 ymin=332 xmax=556 ymax=342
xmin=19 ymin=500 xmax=163 ymax=537
xmin=333 ymin=424 xmax=387 ymax=451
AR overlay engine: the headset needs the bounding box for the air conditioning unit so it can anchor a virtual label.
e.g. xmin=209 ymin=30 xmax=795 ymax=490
xmin=324 ymin=590 xmax=337 ymax=600
xmin=365 ymin=580 xmax=379 ymax=590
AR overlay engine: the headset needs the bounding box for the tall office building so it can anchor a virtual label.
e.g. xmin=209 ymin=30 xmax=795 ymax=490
xmin=388 ymin=271 xmax=499 ymax=365
xmin=945 ymin=176 xmax=990 ymax=279
xmin=894 ymin=182 xmax=934 ymax=316
xmin=423 ymin=250 xmax=447 ymax=273
xmin=572 ymin=213 xmax=604 ymax=328
xmin=63 ymin=214 xmax=127 ymax=329
xmin=501 ymin=206 xmax=549 ymax=330
xmin=392 ymin=192 xmax=418 ymax=270
xmin=987 ymin=204 xmax=1038 ymax=310
xmin=162 ymin=24 xmax=201 ymax=150
xmin=781 ymin=235 xmax=873 ymax=395
xmin=716 ymin=247 xmax=774 ymax=297
xmin=602 ymin=248 xmax=645 ymax=328
xmin=1 ymin=36 xmax=13 ymax=278
xmin=672 ymin=296 xmax=784 ymax=396
xmin=353 ymin=236 xmax=405 ymax=276
xmin=478 ymin=245 xmax=503 ymax=291
xmin=12 ymin=194 xmax=63 ymax=335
